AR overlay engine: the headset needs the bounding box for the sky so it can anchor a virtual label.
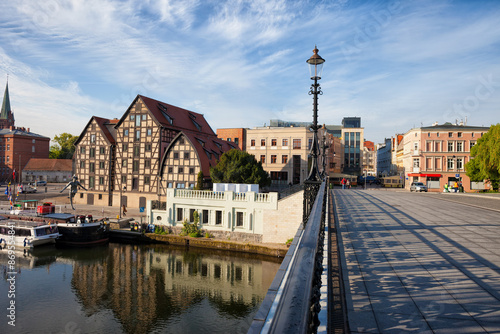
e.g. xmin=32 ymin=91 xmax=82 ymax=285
xmin=0 ymin=0 xmax=499 ymax=145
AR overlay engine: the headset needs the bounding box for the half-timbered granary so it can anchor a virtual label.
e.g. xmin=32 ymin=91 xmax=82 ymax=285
xmin=73 ymin=95 xmax=237 ymax=209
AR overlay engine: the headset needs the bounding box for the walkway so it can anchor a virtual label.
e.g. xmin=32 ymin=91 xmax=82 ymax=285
xmin=332 ymin=189 xmax=500 ymax=333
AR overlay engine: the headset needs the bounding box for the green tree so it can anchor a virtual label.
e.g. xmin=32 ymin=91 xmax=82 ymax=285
xmin=210 ymin=149 xmax=271 ymax=188
xmin=195 ymin=171 xmax=204 ymax=190
xmin=50 ymin=133 xmax=78 ymax=159
xmin=465 ymin=124 xmax=500 ymax=191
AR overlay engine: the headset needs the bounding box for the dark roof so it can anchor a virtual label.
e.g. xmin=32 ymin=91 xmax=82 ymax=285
xmin=161 ymin=131 xmax=238 ymax=177
xmin=117 ymin=95 xmax=216 ymax=136
xmin=24 ymin=158 xmax=72 ymax=171
xmin=1 ymin=82 xmax=11 ymax=120
xmin=0 ymin=128 xmax=49 ymax=139
xmin=421 ymin=123 xmax=490 ymax=131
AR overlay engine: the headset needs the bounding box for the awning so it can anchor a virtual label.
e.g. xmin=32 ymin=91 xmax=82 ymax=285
xmin=408 ymin=173 xmax=442 ymax=177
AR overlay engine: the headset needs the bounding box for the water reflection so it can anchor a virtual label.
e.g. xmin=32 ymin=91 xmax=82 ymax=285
xmin=0 ymin=243 xmax=281 ymax=334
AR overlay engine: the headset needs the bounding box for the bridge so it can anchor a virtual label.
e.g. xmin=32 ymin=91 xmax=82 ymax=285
xmin=250 ymin=181 xmax=500 ymax=333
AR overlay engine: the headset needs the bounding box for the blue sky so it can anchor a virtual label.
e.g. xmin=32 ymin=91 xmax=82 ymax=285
xmin=1 ymin=0 xmax=499 ymax=144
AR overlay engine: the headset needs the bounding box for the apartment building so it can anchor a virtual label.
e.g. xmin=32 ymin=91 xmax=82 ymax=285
xmin=403 ymin=122 xmax=489 ymax=192
xmin=246 ymin=126 xmax=314 ymax=186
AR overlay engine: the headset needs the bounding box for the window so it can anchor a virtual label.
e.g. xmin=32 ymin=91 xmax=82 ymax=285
xmin=32 ymin=146 xmax=35 ymax=153
xmin=282 ymin=138 xmax=289 ymax=147
xmin=133 ymin=160 xmax=139 ymax=172
xmin=282 ymin=155 xmax=288 ymax=164
xmin=448 ymin=132 xmax=453 ymax=137
xmin=135 ymin=130 xmax=141 ymax=141
xmin=173 ymin=152 xmax=179 ymax=159
xmin=470 ymin=141 xmax=476 ymax=150
xmin=123 ymin=143 xmax=128 ymax=152
xmin=271 ymin=139 xmax=277 ymax=146
xmin=293 ymin=139 xmax=301 ymax=149
xmin=215 ymin=211 xmax=222 ymax=225
xmin=147 ymin=128 xmax=152 ymax=136
xmin=80 ymin=147 xmax=85 ymax=154
xmin=184 ymin=152 xmax=190 ymax=159
xmin=134 ymin=146 xmax=140 ymax=157
xmin=234 ymin=138 xmax=239 ymax=145
xmin=145 ymin=143 xmax=152 ymax=151
xmin=308 ymin=138 xmax=313 ymax=150
xmin=80 ymin=161 xmax=85 ymax=168
xmin=456 ymin=142 xmax=463 ymax=152
xmin=99 ymin=161 xmax=105 ymax=169
xmin=122 ymin=160 xmax=127 ymax=167
xmin=90 ymin=148 xmax=95 ymax=158
xmin=145 ymin=160 xmax=151 ymax=168
xmin=271 ymin=155 xmax=277 ymax=163
xmin=189 ymin=209 xmax=196 ymax=222
xmin=130 ymin=115 xmax=135 ymax=121
xmin=203 ymin=210 xmax=209 ymax=224
xmin=260 ymin=155 xmax=265 ymax=164
xmin=448 ymin=142 xmax=454 ymax=152
xmin=251 ymin=139 xmax=256 ymax=147
xmin=99 ymin=147 xmax=104 ymax=154
xmin=89 ymin=176 xmax=95 ymax=188
xmin=457 ymin=158 xmax=463 ymax=169
xmin=236 ymin=212 xmax=244 ymax=227
xmin=447 ymin=158 xmax=454 ymax=170
xmin=124 ymin=129 xmax=129 ymax=136
xmin=90 ymin=134 xmax=96 ymax=143
xmin=261 ymin=139 xmax=266 ymax=146
xmin=177 ymin=208 xmax=183 ymax=221
xmin=413 ymin=158 xmax=420 ymax=168
xmin=135 ymin=116 xmax=141 ymax=127
xmin=7 ymin=144 xmax=10 ymax=151
xmin=227 ymin=138 xmax=231 ymax=142
xmin=178 ymin=167 xmax=184 ymax=174
xmin=144 ymin=176 xmax=150 ymax=184
xmin=89 ymin=163 xmax=95 ymax=172
xmin=99 ymin=177 xmax=104 ymax=185
xmin=168 ymin=167 xmax=173 ymax=173
xmin=189 ymin=167 xmax=195 ymax=174
xmin=121 ymin=175 xmax=127 ymax=184
xmin=458 ymin=132 xmax=462 ymax=138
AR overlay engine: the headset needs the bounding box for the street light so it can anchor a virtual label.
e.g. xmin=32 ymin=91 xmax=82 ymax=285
xmin=305 ymin=46 xmax=325 ymax=182
xmin=321 ymin=130 xmax=329 ymax=179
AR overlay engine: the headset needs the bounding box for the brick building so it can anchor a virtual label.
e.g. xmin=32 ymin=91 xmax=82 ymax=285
xmin=216 ymin=128 xmax=246 ymax=151
xmin=73 ymin=95 xmax=237 ymax=209
xmin=0 ymin=81 xmax=50 ymax=183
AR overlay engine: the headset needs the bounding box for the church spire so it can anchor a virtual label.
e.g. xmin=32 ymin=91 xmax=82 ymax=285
xmin=0 ymin=78 xmax=15 ymax=128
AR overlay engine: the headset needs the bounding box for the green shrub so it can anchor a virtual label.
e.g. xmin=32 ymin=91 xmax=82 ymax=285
xmin=181 ymin=217 xmax=202 ymax=237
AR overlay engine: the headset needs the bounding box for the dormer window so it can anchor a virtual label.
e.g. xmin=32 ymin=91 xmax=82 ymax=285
xmin=158 ymin=103 xmax=173 ymax=125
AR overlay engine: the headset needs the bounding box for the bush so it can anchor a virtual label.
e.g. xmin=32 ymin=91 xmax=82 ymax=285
xmin=181 ymin=217 xmax=202 ymax=238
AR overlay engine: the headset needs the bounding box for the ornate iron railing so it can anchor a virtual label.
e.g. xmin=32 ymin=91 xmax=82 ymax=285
xmin=249 ymin=180 xmax=327 ymax=333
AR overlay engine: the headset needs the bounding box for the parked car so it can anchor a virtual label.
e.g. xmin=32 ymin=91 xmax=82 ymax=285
xmin=22 ymin=186 xmax=37 ymax=193
xmin=35 ymin=180 xmax=47 ymax=186
xmin=410 ymin=182 xmax=428 ymax=192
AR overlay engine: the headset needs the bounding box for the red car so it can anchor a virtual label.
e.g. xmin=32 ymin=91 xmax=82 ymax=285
xmin=37 ymin=202 xmax=55 ymax=215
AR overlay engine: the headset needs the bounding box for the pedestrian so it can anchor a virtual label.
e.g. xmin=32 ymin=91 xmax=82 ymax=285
xmin=341 ymin=178 xmax=346 ymax=189
xmin=346 ymin=179 xmax=351 ymax=189
xmin=453 ymin=181 xmax=458 ymax=192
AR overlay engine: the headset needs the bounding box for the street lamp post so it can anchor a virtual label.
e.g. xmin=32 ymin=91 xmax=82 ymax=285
xmin=305 ymin=46 xmax=325 ymax=182
xmin=321 ymin=130 xmax=329 ymax=179
xmin=303 ymin=46 xmax=325 ymax=225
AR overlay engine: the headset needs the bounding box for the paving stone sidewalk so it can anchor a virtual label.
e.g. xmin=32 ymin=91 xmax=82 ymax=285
xmin=333 ymin=189 xmax=500 ymax=333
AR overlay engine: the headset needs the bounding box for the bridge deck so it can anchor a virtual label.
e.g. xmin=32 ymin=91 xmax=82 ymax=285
xmin=330 ymin=189 xmax=500 ymax=333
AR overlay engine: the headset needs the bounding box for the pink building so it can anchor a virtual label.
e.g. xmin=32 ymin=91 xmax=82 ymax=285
xmin=403 ymin=122 xmax=490 ymax=192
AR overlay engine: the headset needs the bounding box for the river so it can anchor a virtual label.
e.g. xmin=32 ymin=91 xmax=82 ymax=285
xmin=0 ymin=243 xmax=282 ymax=334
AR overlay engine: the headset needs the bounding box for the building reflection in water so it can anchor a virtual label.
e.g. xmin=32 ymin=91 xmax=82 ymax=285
xmin=70 ymin=243 xmax=281 ymax=333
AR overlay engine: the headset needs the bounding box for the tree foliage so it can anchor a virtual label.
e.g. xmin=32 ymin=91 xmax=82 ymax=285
xmin=465 ymin=124 xmax=500 ymax=190
xmin=50 ymin=133 xmax=78 ymax=159
xmin=195 ymin=171 xmax=204 ymax=190
xmin=210 ymin=149 xmax=271 ymax=187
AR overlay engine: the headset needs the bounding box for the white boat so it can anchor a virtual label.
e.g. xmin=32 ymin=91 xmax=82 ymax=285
xmin=0 ymin=219 xmax=61 ymax=249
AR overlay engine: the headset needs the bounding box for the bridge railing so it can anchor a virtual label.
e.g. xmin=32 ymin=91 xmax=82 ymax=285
xmin=249 ymin=180 xmax=327 ymax=333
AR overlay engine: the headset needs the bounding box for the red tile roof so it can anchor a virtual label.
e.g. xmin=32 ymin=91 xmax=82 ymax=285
xmin=24 ymin=158 xmax=72 ymax=171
